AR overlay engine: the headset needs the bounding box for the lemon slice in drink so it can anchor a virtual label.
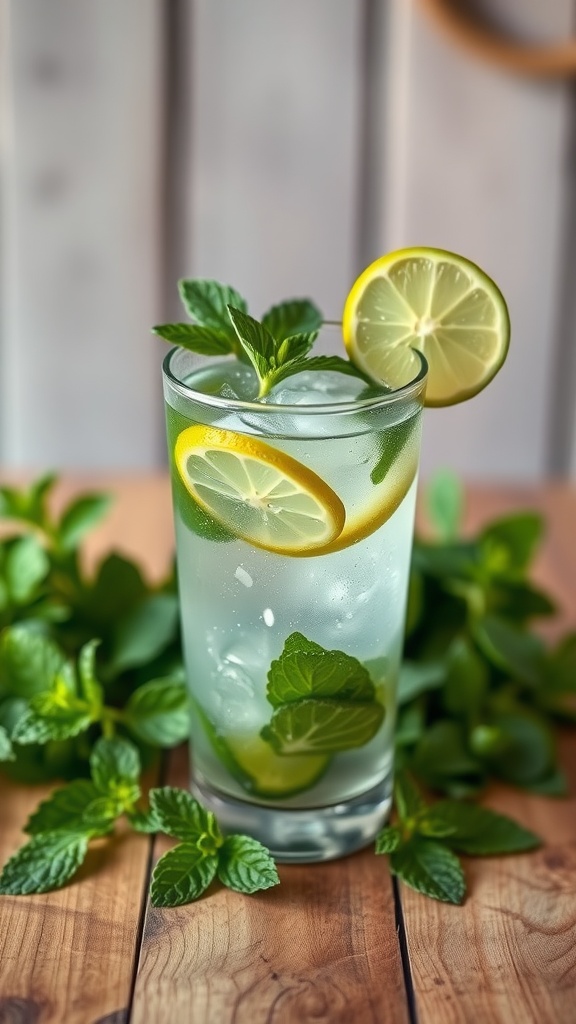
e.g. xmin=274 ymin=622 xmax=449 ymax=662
xmin=174 ymin=425 xmax=346 ymax=555
xmin=343 ymin=247 xmax=510 ymax=407
xmin=311 ymin=415 xmax=420 ymax=555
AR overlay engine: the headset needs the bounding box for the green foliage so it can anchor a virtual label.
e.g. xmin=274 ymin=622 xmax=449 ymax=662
xmin=0 ymin=471 xmax=573 ymax=910
xmin=401 ymin=483 xmax=573 ymax=799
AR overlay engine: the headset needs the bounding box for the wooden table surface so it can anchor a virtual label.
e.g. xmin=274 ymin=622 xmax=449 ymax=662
xmin=0 ymin=477 xmax=575 ymax=1024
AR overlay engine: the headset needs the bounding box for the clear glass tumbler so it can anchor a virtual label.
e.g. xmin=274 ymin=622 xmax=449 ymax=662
xmin=163 ymin=335 xmax=427 ymax=862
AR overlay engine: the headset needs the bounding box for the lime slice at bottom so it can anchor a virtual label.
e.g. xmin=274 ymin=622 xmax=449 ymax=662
xmin=225 ymin=734 xmax=329 ymax=799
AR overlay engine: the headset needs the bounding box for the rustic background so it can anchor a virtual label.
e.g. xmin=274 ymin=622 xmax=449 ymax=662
xmin=1 ymin=0 xmax=575 ymax=479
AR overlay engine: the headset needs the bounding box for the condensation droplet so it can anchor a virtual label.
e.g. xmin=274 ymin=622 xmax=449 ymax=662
xmin=235 ymin=565 xmax=253 ymax=588
xmin=263 ymin=608 xmax=275 ymax=627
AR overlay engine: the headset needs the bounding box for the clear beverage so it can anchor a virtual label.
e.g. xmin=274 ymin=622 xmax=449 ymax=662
xmin=163 ymin=339 xmax=427 ymax=861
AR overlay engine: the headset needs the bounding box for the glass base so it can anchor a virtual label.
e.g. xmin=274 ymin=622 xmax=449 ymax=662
xmin=191 ymin=771 xmax=393 ymax=863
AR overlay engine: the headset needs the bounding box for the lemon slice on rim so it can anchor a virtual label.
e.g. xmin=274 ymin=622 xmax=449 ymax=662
xmin=343 ymin=247 xmax=510 ymax=407
xmin=174 ymin=424 xmax=346 ymax=555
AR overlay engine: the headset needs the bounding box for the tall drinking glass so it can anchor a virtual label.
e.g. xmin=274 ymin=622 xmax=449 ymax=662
xmin=163 ymin=329 xmax=427 ymax=862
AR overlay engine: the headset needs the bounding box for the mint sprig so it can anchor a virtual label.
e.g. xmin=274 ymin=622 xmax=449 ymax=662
xmin=0 ymin=738 xmax=279 ymax=906
xmin=149 ymin=788 xmax=279 ymax=906
xmin=2 ymin=628 xmax=189 ymax=753
xmin=154 ymin=278 xmax=372 ymax=399
xmin=376 ymin=771 xmax=540 ymax=904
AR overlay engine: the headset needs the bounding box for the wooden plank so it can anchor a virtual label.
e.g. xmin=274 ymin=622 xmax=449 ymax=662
xmin=0 ymin=476 xmax=175 ymax=1023
xmin=131 ymin=745 xmax=409 ymax=1024
xmin=0 ymin=778 xmax=153 ymax=1024
xmin=375 ymin=0 xmax=575 ymax=481
xmin=0 ymin=0 xmax=165 ymax=470
xmin=402 ymin=485 xmax=576 ymax=1024
xmin=178 ymin=0 xmax=363 ymax=321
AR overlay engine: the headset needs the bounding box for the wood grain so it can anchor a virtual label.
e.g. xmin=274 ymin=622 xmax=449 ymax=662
xmin=131 ymin=747 xmax=409 ymax=1024
xmin=0 ymin=776 xmax=153 ymax=1024
xmin=403 ymin=485 xmax=576 ymax=1024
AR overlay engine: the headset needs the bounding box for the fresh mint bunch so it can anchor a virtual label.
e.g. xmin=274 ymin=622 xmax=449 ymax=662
xmin=376 ymin=771 xmax=540 ymax=904
xmin=399 ymin=471 xmax=575 ymax=798
xmin=0 ymin=476 xmax=185 ymax=785
xmin=153 ymin=279 xmax=368 ymax=398
xmin=0 ymin=626 xmax=189 ymax=759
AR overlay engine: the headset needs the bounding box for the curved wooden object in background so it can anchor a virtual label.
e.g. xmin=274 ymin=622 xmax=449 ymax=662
xmin=418 ymin=0 xmax=576 ymax=77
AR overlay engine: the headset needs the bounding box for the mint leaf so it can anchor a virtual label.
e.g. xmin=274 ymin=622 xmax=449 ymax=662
xmin=390 ymin=837 xmax=466 ymax=904
xmin=0 ymin=832 xmax=89 ymax=895
xmin=227 ymin=306 xmax=285 ymax=384
xmin=412 ymin=721 xmax=483 ymax=792
xmin=110 ymin=593 xmax=179 ymax=675
xmin=418 ymin=801 xmax=541 ymax=854
xmin=261 ymin=299 xmax=322 ymax=341
xmin=375 ymin=826 xmax=402 ymax=854
xmin=12 ymin=670 xmax=95 ymax=744
xmin=0 ymin=473 xmax=57 ymax=529
xmin=0 ymin=626 xmax=65 ymax=698
xmin=227 ymin=306 xmax=319 ymax=396
xmin=82 ymin=795 xmax=126 ymax=827
xmin=442 ymin=637 xmax=489 ymax=720
xmin=397 ymin=660 xmax=445 ymax=705
xmin=179 ymin=279 xmax=247 ymax=337
xmin=57 ymin=494 xmax=112 ymax=552
xmin=480 ymin=512 xmax=543 ymax=575
xmin=150 ymin=787 xmax=222 ymax=845
xmin=474 ymin=616 xmax=545 ymax=686
xmin=77 ymin=639 xmax=104 ymax=710
xmin=294 ymin=354 xmax=369 ymax=383
xmin=125 ymin=677 xmax=190 ymax=746
xmin=4 ymin=537 xmax=49 ymax=604
xmin=487 ymin=711 xmax=555 ymax=785
xmin=282 ymin=632 xmax=324 ymax=656
xmin=488 ymin=580 xmax=556 ymax=622
xmin=371 ymin=414 xmax=419 ymax=486
xmin=150 ymin=845 xmax=218 ymax=907
xmin=394 ymin=771 xmax=426 ymax=820
xmin=217 ymin=835 xmax=279 ymax=894
xmin=427 ymin=471 xmax=463 ymax=541
xmin=152 ymin=323 xmax=233 ymax=355
xmin=0 ymin=725 xmax=14 ymax=761
xmin=90 ymin=737 xmax=141 ymax=792
xmin=83 ymin=552 xmax=148 ymax=624
xmin=127 ymin=807 xmax=162 ymax=834
xmin=25 ymin=780 xmax=100 ymax=834
xmin=261 ymin=699 xmax=384 ymax=755
xmin=267 ymin=635 xmax=375 ymax=707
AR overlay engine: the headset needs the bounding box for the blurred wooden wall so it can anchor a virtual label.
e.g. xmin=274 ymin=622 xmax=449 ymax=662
xmin=1 ymin=0 xmax=575 ymax=479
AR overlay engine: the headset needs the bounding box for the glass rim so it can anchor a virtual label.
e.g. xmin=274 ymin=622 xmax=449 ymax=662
xmin=162 ymin=336 xmax=428 ymax=417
